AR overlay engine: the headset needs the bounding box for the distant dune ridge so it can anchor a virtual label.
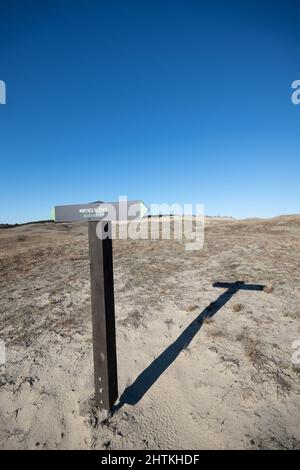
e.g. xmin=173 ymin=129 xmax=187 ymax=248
xmin=0 ymin=215 xmax=300 ymax=449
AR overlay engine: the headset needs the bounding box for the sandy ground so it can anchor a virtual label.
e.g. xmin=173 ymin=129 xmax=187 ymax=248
xmin=0 ymin=215 xmax=300 ymax=450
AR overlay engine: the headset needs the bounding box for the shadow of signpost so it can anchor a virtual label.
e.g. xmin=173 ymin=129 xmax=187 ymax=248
xmin=113 ymin=281 xmax=264 ymax=413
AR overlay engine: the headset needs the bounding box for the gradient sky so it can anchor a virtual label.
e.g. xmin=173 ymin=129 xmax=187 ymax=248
xmin=0 ymin=0 xmax=299 ymax=223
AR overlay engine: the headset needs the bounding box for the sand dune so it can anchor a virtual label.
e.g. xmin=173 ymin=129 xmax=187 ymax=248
xmin=0 ymin=216 xmax=300 ymax=449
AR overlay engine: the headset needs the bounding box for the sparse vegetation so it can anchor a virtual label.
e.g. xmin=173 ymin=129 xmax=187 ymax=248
xmin=0 ymin=220 xmax=54 ymax=229
xmin=236 ymin=330 xmax=292 ymax=395
xmin=264 ymin=285 xmax=274 ymax=294
xmin=165 ymin=318 xmax=175 ymax=329
xmin=186 ymin=304 xmax=198 ymax=312
xmin=202 ymin=316 xmax=214 ymax=324
xmin=232 ymin=303 xmax=243 ymax=312
xmin=293 ymin=365 xmax=300 ymax=374
xmin=1 ymin=216 xmax=300 ymax=449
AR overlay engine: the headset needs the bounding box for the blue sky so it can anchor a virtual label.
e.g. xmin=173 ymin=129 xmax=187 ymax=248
xmin=0 ymin=0 xmax=299 ymax=223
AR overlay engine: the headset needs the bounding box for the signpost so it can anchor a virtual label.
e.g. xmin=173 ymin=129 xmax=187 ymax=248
xmin=88 ymin=220 xmax=118 ymax=412
xmin=52 ymin=200 xmax=149 ymax=414
xmin=52 ymin=200 xmax=149 ymax=223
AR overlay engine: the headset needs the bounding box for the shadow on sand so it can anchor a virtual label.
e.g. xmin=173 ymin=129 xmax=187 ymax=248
xmin=112 ymin=281 xmax=264 ymax=414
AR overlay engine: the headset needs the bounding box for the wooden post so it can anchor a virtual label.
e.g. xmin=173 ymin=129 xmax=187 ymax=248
xmin=88 ymin=221 xmax=118 ymax=412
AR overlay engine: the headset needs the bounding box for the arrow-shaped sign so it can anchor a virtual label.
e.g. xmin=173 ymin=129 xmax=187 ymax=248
xmin=51 ymin=200 xmax=149 ymax=223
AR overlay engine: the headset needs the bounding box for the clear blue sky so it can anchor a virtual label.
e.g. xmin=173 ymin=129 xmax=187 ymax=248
xmin=0 ymin=0 xmax=299 ymax=223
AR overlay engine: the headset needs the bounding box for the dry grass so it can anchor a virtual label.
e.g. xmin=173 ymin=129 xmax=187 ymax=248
xmin=236 ymin=330 xmax=292 ymax=395
xmin=0 ymin=215 xmax=300 ymax=450
xmin=264 ymin=285 xmax=274 ymax=294
xmin=186 ymin=304 xmax=198 ymax=312
xmin=232 ymin=303 xmax=243 ymax=312
xmin=202 ymin=316 xmax=214 ymax=324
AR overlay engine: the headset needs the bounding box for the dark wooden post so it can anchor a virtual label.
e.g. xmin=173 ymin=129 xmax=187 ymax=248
xmin=88 ymin=221 xmax=118 ymax=412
